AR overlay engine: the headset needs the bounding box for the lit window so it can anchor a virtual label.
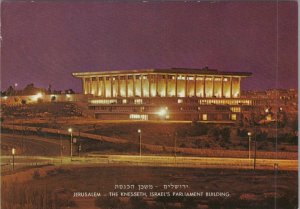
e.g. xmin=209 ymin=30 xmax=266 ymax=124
xmin=129 ymin=114 xmax=148 ymax=120
xmin=202 ymin=114 xmax=207 ymax=121
xmin=231 ymin=114 xmax=237 ymax=121
xmin=134 ymin=99 xmax=143 ymax=104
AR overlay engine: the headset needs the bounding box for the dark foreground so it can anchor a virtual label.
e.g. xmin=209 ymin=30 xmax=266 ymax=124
xmin=1 ymin=165 xmax=298 ymax=209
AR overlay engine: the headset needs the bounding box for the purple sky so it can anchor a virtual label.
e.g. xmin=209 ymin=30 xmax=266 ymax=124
xmin=1 ymin=1 xmax=297 ymax=92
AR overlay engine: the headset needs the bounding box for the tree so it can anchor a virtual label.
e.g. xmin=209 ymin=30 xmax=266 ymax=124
xmin=23 ymin=83 xmax=36 ymax=95
xmin=51 ymin=96 xmax=56 ymax=102
xmin=0 ymin=91 xmax=6 ymax=96
xmin=47 ymin=84 xmax=52 ymax=94
xmin=6 ymin=86 xmax=15 ymax=96
xmin=220 ymin=128 xmax=231 ymax=142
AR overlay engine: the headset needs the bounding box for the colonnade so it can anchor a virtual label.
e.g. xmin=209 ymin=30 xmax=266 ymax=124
xmin=82 ymin=74 xmax=241 ymax=98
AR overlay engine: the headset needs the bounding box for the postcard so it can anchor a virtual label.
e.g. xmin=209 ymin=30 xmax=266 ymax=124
xmin=1 ymin=1 xmax=298 ymax=209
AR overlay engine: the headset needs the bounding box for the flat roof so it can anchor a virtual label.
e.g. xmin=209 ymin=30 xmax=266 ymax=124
xmin=72 ymin=67 xmax=252 ymax=77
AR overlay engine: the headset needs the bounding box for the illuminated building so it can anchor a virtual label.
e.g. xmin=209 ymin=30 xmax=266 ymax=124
xmin=73 ymin=67 xmax=252 ymax=122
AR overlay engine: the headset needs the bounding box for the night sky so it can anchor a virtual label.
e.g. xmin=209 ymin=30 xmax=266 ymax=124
xmin=1 ymin=1 xmax=297 ymax=93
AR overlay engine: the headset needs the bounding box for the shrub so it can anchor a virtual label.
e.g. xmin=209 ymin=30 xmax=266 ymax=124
xmin=32 ymin=170 xmax=40 ymax=179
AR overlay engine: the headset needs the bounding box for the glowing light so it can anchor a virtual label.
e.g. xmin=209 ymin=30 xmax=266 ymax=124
xmin=14 ymin=83 xmax=18 ymax=87
xmin=248 ymin=132 xmax=251 ymax=136
xmin=120 ymin=89 xmax=126 ymax=97
xmin=178 ymin=91 xmax=185 ymax=97
xmin=231 ymin=114 xmax=237 ymax=120
xmin=265 ymin=108 xmax=269 ymax=113
xmin=36 ymin=92 xmax=43 ymax=98
xmin=3 ymin=96 xmax=8 ymax=100
xmin=158 ymin=107 xmax=168 ymax=116
xmin=138 ymin=129 xmax=141 ymax=133
xmin=32 ymin=92 xmax=43 ymax=101
xmin=12 ymin=148 xmax=16 ymax=155
xmin=66 ymin=94 xmax=71 ymax=98
xmin=68 ymin=128 xmax=73 ymax=133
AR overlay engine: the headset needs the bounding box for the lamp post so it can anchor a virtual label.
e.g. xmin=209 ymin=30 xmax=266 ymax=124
xmin=58 ymin=130 xmax=62 ymax=164
xmin=247 ymin=132 xmax=252 ymax=159
xmin=78 ymin=144 xmax=81 ymax=157
xmin=12 ymin=148 xmax=16 ymax=170
xmin=138 ymin=129 xmax=142 ymax=157
xmin=254 ymin=136 xmax=257 ymax=171
xmin=68 ymin=128 xmax=73 ymax=157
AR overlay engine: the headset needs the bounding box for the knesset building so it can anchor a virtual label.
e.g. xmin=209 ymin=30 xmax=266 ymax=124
xmin=73 ymin=68 xmax=253 ymax=122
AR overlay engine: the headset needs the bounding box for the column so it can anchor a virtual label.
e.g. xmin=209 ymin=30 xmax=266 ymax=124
xmin=88 ymin=77 xmax=92 ymax=94
xmin=86 ymin=78 xmax=89 ymax=94
xmin=156 ymin=74 xmax=158 ymax=96
xmin=96 ymin=77 xmax=99 ymax=96
xmin=148 ymin=74 xmax=151 ymax=97
xmin=82 ymin=78 xmax=86 ymax=94
xmin=212 ymin=76 xmax=215 ymax=97
xmin=165 ymin=74 xmax=168 ymax=97
xmin=103 ymin=76 xmax=106 ymax=98
xmin=141 ymin=74 xmax=144 ymax=97
xmin=87 ymin=78 xmax=91 ymax=94
xmin=185 ymin=75 xmax=188 ymax=97
xmin=194 ymin=75 xmax=197 ymax=97
xmin=117 ymin=76 xmax=120 ymax=97
xmin=110 ymin=76 xmax=113 ymax=98
xmin=238 ymin=77 xmax=241 ymax=97
xmin=125 ymin=75 xmax=128 ymax=97
xmin=203 ymin=76 xmax=206 ymax=98
xmin=175 ymin=74 xmax=178 ymax=97
xmin=133 ymin=75 xmax=136 ymax=97
xmin=230 ymin=77 xmax=233 ymax=98
xmin=221 ymin=76 xmax=224 ymax=98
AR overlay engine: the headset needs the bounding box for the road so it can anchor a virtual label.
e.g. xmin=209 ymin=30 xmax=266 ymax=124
xmin=1 ymin=133 xmax=68 ymax=156
xmin=1 ymin=154 xmax=297 ymax=172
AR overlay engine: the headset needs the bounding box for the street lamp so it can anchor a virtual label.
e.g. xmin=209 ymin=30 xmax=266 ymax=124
xmin=247 ymin=132 xmax=252 ymax=159
xmin=68 ymin=128 xmax=73 ymax=157
xmin=36 ymin=92 xmax=43 ymax=98
xmin=138 ymin=129 xmax=142 ymax=157
xmin=58 ymin=130 xmax=63 ymax=163
xmin=12 ymin=148 xmax=16 ymax=170
xmin=157 ymin=107 xmax=169 ymax=119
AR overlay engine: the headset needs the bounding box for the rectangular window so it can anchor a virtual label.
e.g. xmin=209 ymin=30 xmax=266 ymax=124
xmin=231 ymin=114 xmax=237 ymax=120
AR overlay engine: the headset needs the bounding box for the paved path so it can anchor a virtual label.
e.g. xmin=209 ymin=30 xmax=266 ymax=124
xmin=1 ymin=154 xmax=297 ymax=171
